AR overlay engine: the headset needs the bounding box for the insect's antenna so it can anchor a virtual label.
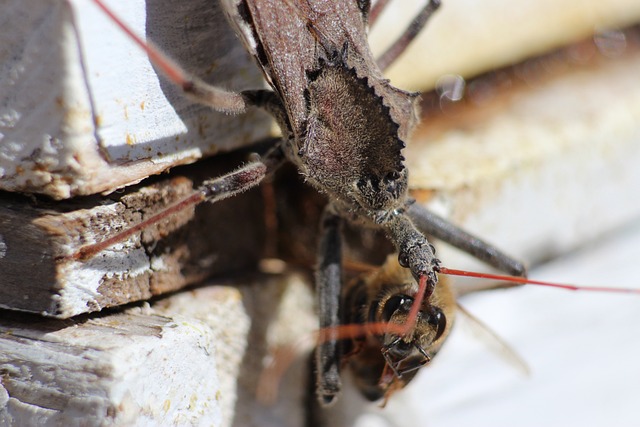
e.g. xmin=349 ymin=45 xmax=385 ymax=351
xmin=402 ymin=274 xmax=429 ymax=334
xmin=68 ymin=191 xmax=206 ymax=261
xmin=440 ymin=267 xmax=640 ymax=294
xmin=259 ymin=274 xmax=430 ymax=403
xmin=257 ymin=320 xmax=411 ymax=404
xmin=91 ymin=0 xmax=247 ymax=113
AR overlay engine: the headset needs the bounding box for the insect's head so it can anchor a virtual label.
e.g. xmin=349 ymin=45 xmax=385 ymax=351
xmin=355 ymin=259 xmax=455 ymax=396
xmin=373 ymin=292 xmax=448 ymax=387
xmin=352 ymin=166 xmax=409 ymax=214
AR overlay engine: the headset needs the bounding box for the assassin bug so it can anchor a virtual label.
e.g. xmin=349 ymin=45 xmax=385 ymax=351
xmin=80 ymin=0 xmax=640 ymax=412
xmin=85 ymin=0 xmax=526 ymax=406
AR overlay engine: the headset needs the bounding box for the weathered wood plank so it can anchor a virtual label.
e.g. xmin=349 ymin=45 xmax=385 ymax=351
xmin=0 ymin=150 xmax=266 ymax=318
xmin=0 ymin=287 xmax=235 ymax=426
xmin=0 ymin=0 xmax=271 ymax=199
xmin=0 ymin=274 xmax=316 ymax=427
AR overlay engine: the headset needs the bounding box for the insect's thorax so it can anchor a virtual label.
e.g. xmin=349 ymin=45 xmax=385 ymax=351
xmin=237 ymin=0 xmax=421 ymax=222
xmin=289 ymin=58 xmax=420 ymax=222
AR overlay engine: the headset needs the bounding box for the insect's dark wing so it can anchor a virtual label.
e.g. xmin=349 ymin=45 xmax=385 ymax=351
xmin=296 ymin=0 xmax=421 ymax=143
xmin=224 ymin=0 xmax=419 ymax=144
xmin=223 ymin=0 xmax=318 ymax=136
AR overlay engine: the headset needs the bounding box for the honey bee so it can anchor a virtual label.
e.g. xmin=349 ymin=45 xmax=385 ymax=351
xmin=339 ymin=255 xmax=456 ymax=402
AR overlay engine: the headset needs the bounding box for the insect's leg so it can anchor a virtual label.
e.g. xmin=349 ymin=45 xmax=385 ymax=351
xmin=242 ymin=90 xmax=290 ymax=137
xmin=72 ymin=143 xmax=286 ymax=261
xmin=376 ymin=0 xmax=441 ymax=72
xmin=199 ymin=146 xmax=281 ymax=203
xmin=305 ymin=353 xmax=330 ymax=427
xmin=92 ymin=0 xmax=249 ymax=114
xmin=385 ymin=213 xmax=440 ymax=295
xmin=369 ymin=0 xmax=391 ymax=26
xmin=406 ymin=202 xmax=527 ymax=277
xmin=315 ymin=205 xmax=344 ymax=407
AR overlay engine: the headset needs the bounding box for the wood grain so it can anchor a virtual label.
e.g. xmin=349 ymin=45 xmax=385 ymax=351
xmin=0 ymin=150 xmax=266 ymax=318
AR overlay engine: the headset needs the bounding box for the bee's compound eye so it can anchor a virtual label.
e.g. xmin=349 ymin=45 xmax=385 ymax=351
xmin=382 ymin=294 xmax=413 ymax=321
xmin=398 ymin=252 xmax=409 ymax=268
xmin=428 ymin=307 xmax=447 ymax=341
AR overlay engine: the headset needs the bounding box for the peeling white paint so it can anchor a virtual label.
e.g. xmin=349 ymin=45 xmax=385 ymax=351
xmin=56 ymin=244 xmax=150 ymax=317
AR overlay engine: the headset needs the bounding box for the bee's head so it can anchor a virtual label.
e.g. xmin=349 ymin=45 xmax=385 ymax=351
xmin=376 ymin=294 xmax=447 ymax=380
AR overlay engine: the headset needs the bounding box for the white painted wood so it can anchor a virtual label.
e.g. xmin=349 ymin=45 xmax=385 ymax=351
xmin=0 ymin=0 xmax=271 ymax=199
xmin=0 ymin=307 xmax=227 ymax=426
xmin=0 ymin=166 xmax=264 ymax=318
xmin=0 ymin=274 xmax=317 ymax=427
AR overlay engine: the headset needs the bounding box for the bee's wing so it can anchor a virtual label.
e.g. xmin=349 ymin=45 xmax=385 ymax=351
xmin=456 ymin=302 xmax=530 ymax=376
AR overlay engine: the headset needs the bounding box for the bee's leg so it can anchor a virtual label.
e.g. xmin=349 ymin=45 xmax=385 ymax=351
xmin=406 ymin=202 xmax=527 ymax=277
xmin=376 ymin=0 xmax=441 ymax=71
xmin=315 ymin=206 xmax=344 ymax=407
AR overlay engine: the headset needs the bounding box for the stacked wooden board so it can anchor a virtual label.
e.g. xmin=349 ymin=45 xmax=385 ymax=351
xmin=1 ymin=0 xmax=640 ymax=425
